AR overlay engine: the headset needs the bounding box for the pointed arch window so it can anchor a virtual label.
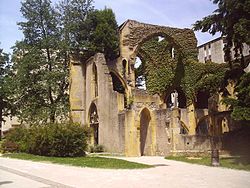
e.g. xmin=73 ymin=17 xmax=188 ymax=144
xmin=93 ymin=64 xmax=98 ymax=97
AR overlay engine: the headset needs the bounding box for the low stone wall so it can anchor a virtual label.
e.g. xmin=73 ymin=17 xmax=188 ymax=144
xmin=221 ymin=126 xmax=250 ymax=156
xmin=174 ymin=135 xmax=211 ymax=153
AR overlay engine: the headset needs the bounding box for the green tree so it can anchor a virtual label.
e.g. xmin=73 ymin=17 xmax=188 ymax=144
xmin=87 ymin=8 xmax=120 ymax=60
xmin=0 ymin=48 xmax=10 ymax=137
xmin=10 ymin=0 xmax=69 ymax=123
xmin=59 ymin=0 xmax=119 ymax=60
xmin=194 ymin=0 xmax=250 ymax=121
xmin=223 ymin=73 xmax=250 ymax=120
xmin=57 ymin=0 xmax=94 ymax=51
xmin=193 ymin=0 xmax=250 ymax=70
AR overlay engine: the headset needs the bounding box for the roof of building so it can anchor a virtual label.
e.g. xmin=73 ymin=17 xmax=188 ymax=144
xmin=198 ymin=36 xmax=224 ymax=48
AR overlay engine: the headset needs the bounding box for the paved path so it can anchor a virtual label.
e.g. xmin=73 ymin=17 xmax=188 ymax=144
xmin=0 ymin=156 xmax=250 ymax=188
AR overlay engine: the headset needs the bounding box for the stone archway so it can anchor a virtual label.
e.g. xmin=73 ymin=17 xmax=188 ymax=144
xmin=121 ymin=20 xmax=197 ymax=60
xmin=89 ymin=103 xmax=99 ymax=145
xmin=140 ymin=108 xmax=152 ymax=156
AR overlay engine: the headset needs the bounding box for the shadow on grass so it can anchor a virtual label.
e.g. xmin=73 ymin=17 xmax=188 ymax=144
xmin=221 ymin=156 xmax=250 ymax=166
xmin=166 ymin=155 xmax=250 ymax=171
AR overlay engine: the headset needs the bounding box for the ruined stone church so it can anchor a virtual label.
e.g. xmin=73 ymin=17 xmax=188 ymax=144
xmin=69 ymin=20 xmax=233 ymax=156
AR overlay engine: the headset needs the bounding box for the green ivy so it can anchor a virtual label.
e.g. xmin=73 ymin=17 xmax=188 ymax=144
xmin=135 ymin=37 xmax=229 ymax=104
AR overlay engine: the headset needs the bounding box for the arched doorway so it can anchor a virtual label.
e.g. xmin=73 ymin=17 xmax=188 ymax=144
xmin=140 ymin=108 xmax=151 ymax=156
xmin=89 ymin=103 xmax=99 ymax=145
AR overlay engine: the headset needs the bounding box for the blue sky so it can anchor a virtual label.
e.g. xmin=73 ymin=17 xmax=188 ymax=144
xmin=0 ymin=0 xmax=220 ymax=53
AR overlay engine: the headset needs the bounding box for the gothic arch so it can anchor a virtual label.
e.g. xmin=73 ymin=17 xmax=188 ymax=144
xmin=88 ymin=102 xmax=99 ymax=145
xmin=122 ymin=20 xmax=197 ymax=59
xmin=139 ymin=107 xmax=152 ymax=156
xmin=92 ymin=63 xmax=98 ymax=97
xmin=135 ymin=32 xmax=182 ymax=57
xmin=109 ymin=70 xmax=128 ymax=92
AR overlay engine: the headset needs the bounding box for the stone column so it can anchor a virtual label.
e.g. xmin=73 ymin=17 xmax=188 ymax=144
xmin=170 ymin=108 xmax=180 ymax=153
xmin=69 ymin=56 xmax=86 ymax=125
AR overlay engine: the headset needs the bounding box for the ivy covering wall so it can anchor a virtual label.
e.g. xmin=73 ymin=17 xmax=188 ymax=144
xmin=135 ymin=36 xmax=229 ymax=104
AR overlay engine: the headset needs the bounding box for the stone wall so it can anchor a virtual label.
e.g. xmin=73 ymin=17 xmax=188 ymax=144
xmin=87 ymin=54 xmax=125 ymax=153
xmin=154 ymin=109 xmax=172 ymax=156
xmin=69 ymin=20 xmax=224 ymax=156
xmin=173 ymin=135 xmax=211 ymax=153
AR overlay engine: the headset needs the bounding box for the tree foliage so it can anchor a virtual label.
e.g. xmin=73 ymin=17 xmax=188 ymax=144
xmin=9 ymin=0 xmax=69 ymax=123
xmin=58 ymin=0 xmax=119 ymax=60
xmin=223 ymin=73 xmax=250 ymax=120
xmin=193 ymin=0 xmax=250 ymax=70
xmin=7 ymin=0 xmax=119 ymax=124
xmin=58 ymin=0 xmax=94 ymax=50
xmin=194 ymin=0 xmax=250 ymax=120
xmin=87 ymin=8 xmax=120 ymax=60
xmin=0 ymin=48 xmax=10 ymax=129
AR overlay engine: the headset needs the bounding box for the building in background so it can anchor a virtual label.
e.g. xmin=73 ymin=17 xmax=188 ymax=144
xmin=198 ymin=37 xmax=250 ymax=72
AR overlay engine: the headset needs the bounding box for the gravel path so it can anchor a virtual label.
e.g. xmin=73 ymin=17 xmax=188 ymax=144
xmin=0 ymin=156 xmax=250 ymax=188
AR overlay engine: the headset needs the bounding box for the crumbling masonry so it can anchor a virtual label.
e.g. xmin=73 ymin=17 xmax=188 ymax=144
xmin=70 ymin=20 xmax=232 ymax=156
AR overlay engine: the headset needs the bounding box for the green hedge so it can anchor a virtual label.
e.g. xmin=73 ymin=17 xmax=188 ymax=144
xmin=1 ymin=122 xmax=89 ymax=157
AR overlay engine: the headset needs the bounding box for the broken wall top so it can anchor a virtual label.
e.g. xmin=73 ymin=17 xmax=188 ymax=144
xmin=119 ymin=20 xmax=198 ymax=60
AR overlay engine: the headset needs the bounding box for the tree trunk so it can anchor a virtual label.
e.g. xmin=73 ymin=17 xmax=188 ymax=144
xmin=208 ymin=94 xmax=220 ymax=166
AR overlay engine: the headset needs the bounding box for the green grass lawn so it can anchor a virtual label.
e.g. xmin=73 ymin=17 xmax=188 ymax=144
xmin=2 ymin=153 xmax=152 ymax=169
xmin=165 ymin=155 xmax=250 ymax=171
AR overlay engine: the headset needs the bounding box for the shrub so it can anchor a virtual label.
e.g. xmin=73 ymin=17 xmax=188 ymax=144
xmin=1 ymin=140 xmax=20 ymax=153
xmin=2 ymin=122 xmax=89 ymax=157
xmin=1 ymin=126 xmax=30 ymax=153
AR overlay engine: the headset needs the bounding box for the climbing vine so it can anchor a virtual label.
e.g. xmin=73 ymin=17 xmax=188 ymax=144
xmin=135 ymin=36 xmax=229 ymax=104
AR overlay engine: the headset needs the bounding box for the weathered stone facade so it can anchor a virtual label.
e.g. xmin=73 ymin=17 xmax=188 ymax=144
xmin=198 ymin=37 xmax=250 ymax=72
xmin=70 ymin=20 xmax=233 ymax=156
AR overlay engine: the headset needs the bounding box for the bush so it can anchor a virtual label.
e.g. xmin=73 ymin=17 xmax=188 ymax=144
xmin=1 ymin=126 xmax=30 ymax=153
xmin=1 ymin=140 xmax=20 ymax=153
xmin=1 ymin=122 xmax=89 ymax=157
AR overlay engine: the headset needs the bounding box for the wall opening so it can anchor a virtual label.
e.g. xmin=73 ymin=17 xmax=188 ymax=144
xmin=89 ymin=103 xmax=99 ymax=145
xmin=165 ymin=89 xmax=187 ymax=108
xmin=122 ymin=59 xmax=127 ymax=77
xmin=171 ymin=47 xmax=175 ymax=59
xmin=134 ymin=57 xmax=146 ymax=90
xmin=158 ymin=36 xmax=165 ymax=42
xmin=110 ymin=72 xmax=127 ymax=108
xmin=196 ymin=91 xmax=209 ymax=109
xmin=140 ymin=108 xmax=151 ymax=156
xmin=92 ymin=64 xmax=98 ymax=97
xmin=110 ymin=72 xmax=125 ymax=94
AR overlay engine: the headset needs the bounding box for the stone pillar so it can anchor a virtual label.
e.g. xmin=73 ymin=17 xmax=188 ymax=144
xmin=69 ymin=57 xmax=86 ymax=125
xmin=170 ymin=108 xmax=180 ymax=153
xmin=187 ymin=104 xmax=196 ymax=135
